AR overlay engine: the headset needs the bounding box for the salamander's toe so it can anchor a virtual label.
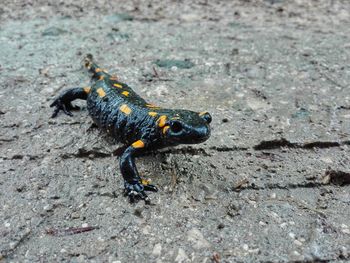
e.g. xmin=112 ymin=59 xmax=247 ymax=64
xmin=50 ymin=98 xmax=73 ymax=118
xmin=124 ymin=181 xmax=157 ymax=204
xmin=141 ymin=179 xmax=158 ymax=192
xmin=143 ymin=184 xmax=158 ymax=192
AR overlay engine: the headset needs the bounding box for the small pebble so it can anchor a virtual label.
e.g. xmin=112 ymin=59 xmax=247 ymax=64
xmin=142 ymin=225 xmax=151 ymax=235
xmin=280 ymin=222 xmax=287 ymax=228
xmin=290 ymin=250 xmax=304 ymax=261
xmin=71 ymin=212 xmax=80 ymax=219
xmin=294 ymin=239 xmax=303 ymax=246
xmin=43 ymin=204 xmax=52 ymax=211
xmin=217 ymin=223 xmax=225 ymax=229
xmin=175 ymin=248 xmax=189 ymax=263
xmin=152 ymin=243 xmax=162 ymax=257
xmin=342 ymin=229 xmax=350 ymax=234
xmin=187 ymin=228 xmax=210 ymax=249
xmin=341 ymin=224 xmax=350 ymax=234
xmin=289 ymin=232 xmax=296 ymax=239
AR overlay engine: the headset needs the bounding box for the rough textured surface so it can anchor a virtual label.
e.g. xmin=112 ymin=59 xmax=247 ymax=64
xmin=1 ymin=1 xmax=350 ymax=262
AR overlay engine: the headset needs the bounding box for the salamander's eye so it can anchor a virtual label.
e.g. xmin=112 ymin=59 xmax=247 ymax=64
xmin=170 ymin=121 xmax=183 ymax=133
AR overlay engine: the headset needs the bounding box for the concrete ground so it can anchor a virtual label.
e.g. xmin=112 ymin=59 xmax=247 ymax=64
xmin=0 ymin=0 xmax=349 ymax=262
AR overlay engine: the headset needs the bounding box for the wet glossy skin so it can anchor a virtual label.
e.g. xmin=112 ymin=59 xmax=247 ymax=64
xmin=50 ymin=55 xmax=212 ymax=203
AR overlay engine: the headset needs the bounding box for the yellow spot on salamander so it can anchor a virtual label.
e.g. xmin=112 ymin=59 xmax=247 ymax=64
xmin=121 ymin=91 xmax=130 ymax=96
xmin=99 ymin=75 xmax=105 ymax=80
xmin=97 ymin=88 xmax=106 ymax=98
xmin=113 ymin=83 xmax=123 ymax=89
xmin=110 ymin=76 xmax=118 ymax=80
xmin=120 ymin=104 xmax=132 ymax=115
xmin=148 ymin=112 xmax=158 ymax=117
xmin=162 ymin=125 xmax=170 ymax=134
xmin=158 ymin=115 xmax=167 ymax=128
xmin=83 ymin=87 xmax=91 ymax=94
xmin=199 ymin=111 xmax=208 ymax=116
xmin=132 ymin=140 xmax=145 ymax=149
xmin=141 ymin=178 xmax=151 ymax=185
xmin=95 ymin=68 xmax=102 ymax=72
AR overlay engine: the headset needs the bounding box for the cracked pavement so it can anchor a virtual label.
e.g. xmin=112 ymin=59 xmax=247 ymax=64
xmin=0 ymin=0 xmax=350 ymax=262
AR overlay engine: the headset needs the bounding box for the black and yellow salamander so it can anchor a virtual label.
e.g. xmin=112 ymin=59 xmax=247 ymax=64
xmin=50 ymin=54 xmax=212 ymax=203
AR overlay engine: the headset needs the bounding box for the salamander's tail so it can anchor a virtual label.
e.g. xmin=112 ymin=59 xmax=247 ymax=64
xmin=83 ymin=54 xmax=111 ymax=80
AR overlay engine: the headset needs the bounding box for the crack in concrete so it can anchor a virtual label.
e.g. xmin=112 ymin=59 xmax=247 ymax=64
xmin=1 ymin=137 xmax=349 ymax=162
xmin=322 ymin=169 xmax=350 ymax=186
xmin=234 ymin=181 xmax=325 ymax=192
xmin=61 ymin=148 xmax=113 ymax=159
xmin=1 ymin=154 xmax=44 ymax=161
xmin=253 ymin=138 xmax=350 ymax=150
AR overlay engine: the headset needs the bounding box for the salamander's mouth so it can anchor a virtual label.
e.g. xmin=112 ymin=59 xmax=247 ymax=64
xmin=190 ymin=124 xmax=211 ymax=143
xmin=165 ymin=124 xmax=211 ymax=145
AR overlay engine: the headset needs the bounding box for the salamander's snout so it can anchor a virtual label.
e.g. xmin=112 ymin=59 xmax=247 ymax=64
xmin=195 ymin=111 xmax=211 ymax=142
xmin=194 ymin=124 xmax=211 ymax=142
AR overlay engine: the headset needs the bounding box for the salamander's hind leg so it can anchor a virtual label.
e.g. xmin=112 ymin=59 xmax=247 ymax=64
xmin=120 ymin=140 xmax=158 ymax=204
xmin=50 ymin=87 xmax=91 ymax=118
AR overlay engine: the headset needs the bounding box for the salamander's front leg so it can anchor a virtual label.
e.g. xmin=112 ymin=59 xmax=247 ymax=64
xmin=120 ymin=140 xmax=158 ymax=203
xmin=50 ymin=87 xmax=91 ymax=118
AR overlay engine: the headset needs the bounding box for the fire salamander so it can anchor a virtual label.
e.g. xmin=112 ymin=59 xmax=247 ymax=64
xmin=50 ymin=54 xmax=212 ymax=203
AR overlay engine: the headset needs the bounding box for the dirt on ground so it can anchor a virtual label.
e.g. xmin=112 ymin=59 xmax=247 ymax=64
xmin=0 ymin=0 xmax=350 ymax=262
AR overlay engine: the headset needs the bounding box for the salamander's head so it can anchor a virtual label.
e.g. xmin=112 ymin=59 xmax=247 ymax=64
xmin=161 ymin=110 xmax=211 ymax=145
